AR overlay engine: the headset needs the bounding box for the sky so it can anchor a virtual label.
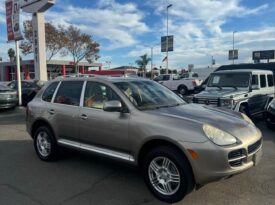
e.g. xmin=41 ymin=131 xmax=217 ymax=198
xmin=1 ymin=0 xmax=275 ymax=70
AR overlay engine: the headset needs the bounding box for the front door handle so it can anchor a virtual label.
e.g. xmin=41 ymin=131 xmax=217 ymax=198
xmin=49 ymin=109 xmax=55 ymax=115
xmin=80 ymin=114 xmax=88 ymax=120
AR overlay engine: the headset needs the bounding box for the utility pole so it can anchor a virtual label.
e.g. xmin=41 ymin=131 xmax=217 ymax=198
xmin=233 ymin=31 xmax=237 ymax=64
xmin=166 ymin=4 xmax=172 ymax=74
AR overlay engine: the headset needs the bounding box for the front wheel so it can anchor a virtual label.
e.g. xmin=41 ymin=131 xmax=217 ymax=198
xmin=142 ymin=146 xmax=194 ymax=203
xmin=178 ymin=85 xmax=188 ymax=95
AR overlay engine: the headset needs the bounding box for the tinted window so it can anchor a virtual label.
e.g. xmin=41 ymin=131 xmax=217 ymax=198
xmin=208 ymin=73 xmax=250 ymax=88
xmin=267 ymin=75 xmax=274 ymax=87
xmin=252 ymin=75 xmax=258 ymax=85
xmin=54 ymin=81 xmax=83 ymax=106
xmin=84 ymin=82 xmax=120 ymax=109
xmin=42 ymin=82 xmax=59 ymax=102
xmin=115 ymin=81 xmax=185 ymax=110
xmin=260 ymin=75 xmax=266 ymax=88
xmin=163 ymin=75 xmax=170 ymax=81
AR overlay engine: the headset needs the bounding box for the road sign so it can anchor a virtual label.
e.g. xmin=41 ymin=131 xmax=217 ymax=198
xmin=252 ymin=50 xmax=275 ymax=60
xmin=161 ymin=36 xmax=173 ymax=52
xmin=20 ymin=0 xmax=55 ymax=13
xmin=229 ymin=50 xmax=238 ymax=60
xmin=5 ymin=0 xmax=23 ymax=41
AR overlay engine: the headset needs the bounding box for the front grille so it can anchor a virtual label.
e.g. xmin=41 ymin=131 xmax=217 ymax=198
xmin=193 ymin=97 xmax=218 ymax=105
xmin=248 ymin=140 xmax=262 ymax=154
xmin=228 ymin=149 xmax=245 ymax=167
xmin=228 ymin=149 xmax=243 ymax=159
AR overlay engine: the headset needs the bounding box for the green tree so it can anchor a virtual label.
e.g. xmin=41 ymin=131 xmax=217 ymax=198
xmin=135 ymin=54 xmax=151 ymax=78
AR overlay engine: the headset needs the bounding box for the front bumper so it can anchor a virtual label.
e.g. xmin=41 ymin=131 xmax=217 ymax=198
xmin=0 ymin=98 xmax=18 ymax=109
xmin=180 ymin=132 xmax=262 ymax=185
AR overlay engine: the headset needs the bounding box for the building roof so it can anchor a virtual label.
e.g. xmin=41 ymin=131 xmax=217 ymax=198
xmin=111 ymin=66 xmax=138 ymax=70
xmin=0 ymin=59 xmax=102 ymax=67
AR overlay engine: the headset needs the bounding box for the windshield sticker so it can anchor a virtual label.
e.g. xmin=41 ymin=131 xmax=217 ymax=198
xmin=212 ymin=76 xmax=220 ymax=84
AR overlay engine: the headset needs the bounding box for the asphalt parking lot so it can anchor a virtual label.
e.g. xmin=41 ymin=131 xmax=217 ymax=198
xmin=0 ymin=108 xmax=275 ymax=205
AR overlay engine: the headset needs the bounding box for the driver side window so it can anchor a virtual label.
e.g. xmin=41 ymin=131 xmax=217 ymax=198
xmin=84 ymin=82 xmax=120 ymax=109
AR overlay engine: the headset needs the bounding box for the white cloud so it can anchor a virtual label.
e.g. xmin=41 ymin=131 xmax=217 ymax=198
xmin=134 ymin=0 xmax=272 ymax=69
xmin=46 ymin=1 xmax=149 ymax=50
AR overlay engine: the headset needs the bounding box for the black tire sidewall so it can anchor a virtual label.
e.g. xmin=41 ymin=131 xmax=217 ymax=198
xmin=142 ymin=146 xmax=194 ymax=203
xmin=178 ymin=85 xmax=188 ymax=95
xmin=34 ymin=126 xmax=58 ymax=161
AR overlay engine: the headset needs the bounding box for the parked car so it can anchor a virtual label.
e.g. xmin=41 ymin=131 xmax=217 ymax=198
xmin=266 ymin=99 xmax=275 ymax=130
xmin=7 ymin=80 xmax=44 ymax=106
xmin=193 ymin=69 xmax=275 ymax=117
xmin=26 ymin=77 xmax=262 ymax=203
xmin=0 ymin=84 xmax=18 ymax=109
xmin=154 ymin=74 xmax=203 ymax=95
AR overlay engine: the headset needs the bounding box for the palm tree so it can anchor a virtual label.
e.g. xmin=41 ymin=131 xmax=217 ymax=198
xmin=135 ymin=54 xmax=151 ymax=78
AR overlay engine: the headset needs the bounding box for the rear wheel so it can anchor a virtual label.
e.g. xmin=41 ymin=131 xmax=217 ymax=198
xmin=142 ymin=146 xmax=194 ymax=203
xmin=178 ymin=85 xmax=188 ymax=96
xmin=34 ymin=126 xmax=59 ymax=161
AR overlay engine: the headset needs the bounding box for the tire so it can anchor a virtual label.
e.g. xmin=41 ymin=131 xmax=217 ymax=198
xmin=34 ymin=126 xmax=59 ymax=161
xmin=142 ymin=146 xmax=194 ymax=203
xmin=178 ymin=85 xmax=188 ymax=96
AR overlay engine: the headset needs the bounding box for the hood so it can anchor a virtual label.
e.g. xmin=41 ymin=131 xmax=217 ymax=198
xmin=195 ymin=88 xmax=247 ymax=98
xmin=145 ymin=103 xmax=249 ymax=136
xmin=0 ymin=84 xmax=16 ymax=92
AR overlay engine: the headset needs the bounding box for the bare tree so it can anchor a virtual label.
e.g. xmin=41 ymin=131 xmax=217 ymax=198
xmin=20 ymin=20 xmax=67 ymax=61
xmin=64 ymin=25 xmax=100 ymax=72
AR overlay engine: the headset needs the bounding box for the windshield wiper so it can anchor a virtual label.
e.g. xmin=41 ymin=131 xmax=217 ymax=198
xmin=211 ymin=85 xmax=222 ymax=90
xmin=229 ymin=86 xmax=238 ymax=90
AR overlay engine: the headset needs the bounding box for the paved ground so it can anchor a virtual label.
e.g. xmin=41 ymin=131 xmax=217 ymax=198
xmin=0 ymin=108 xmax=275 ymax=205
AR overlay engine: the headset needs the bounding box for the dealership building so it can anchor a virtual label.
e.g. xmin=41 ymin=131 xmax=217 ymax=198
xmin=0 ymin=60 xmax=102 ymax=81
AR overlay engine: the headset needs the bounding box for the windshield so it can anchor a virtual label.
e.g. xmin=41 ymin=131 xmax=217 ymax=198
xmin=114 ymin=80 xmax=186 ymax=110
xmin=208 ymin=72 xmax=250 ymax=88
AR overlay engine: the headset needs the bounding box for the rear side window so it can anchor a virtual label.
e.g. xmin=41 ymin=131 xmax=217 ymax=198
xmin=54 ymin=81 xmax=83 ymax=106
xmin=267 ymin=75 xmax=274 ymax=87
xmin=163 ymin=75 xmax=170 ymax=81
xmin=252 ymin=75 xmax=258 ymax=85
xmin=260 ymin=75 xmax=266 ymax=88
xmin=42 ymin=82 xmax=59 ymax=102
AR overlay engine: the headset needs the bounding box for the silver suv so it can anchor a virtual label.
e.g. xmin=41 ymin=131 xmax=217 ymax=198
xmin=26 ymin=77 xmax=262 ymax=203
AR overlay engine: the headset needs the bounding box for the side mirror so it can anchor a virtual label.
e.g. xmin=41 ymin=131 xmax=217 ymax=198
xmin=251 ymin=85 xmax=260 ymax=90
xmin=103 ymin=100 xmax=122 ymax=112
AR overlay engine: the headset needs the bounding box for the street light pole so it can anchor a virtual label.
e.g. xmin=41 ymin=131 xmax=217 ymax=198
xmin=166 ymin=4 xmax=172 ymax=74
xmin=233 ymin=31 xmax=237 ymax=64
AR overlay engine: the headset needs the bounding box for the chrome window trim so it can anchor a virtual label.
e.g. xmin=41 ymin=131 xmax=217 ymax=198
xmin=50 ymin=81 xmax=61 ymax=103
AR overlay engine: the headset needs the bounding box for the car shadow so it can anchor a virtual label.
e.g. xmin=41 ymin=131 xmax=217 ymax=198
xmin=0 ymin=140 xmax=167 ymax=205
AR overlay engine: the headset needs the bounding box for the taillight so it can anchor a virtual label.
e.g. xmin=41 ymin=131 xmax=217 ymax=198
xmin=192 ymin=80 xmax=197 ymax=87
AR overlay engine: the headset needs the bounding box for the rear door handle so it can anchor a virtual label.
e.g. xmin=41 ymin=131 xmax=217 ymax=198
xmin=80 ymin=114 xmax=88 ymax=120
xmin=49 ymin=109 xmax=55 ymax=115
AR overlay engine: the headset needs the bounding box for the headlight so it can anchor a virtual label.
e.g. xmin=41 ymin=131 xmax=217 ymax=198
xmin=241 ymin=113 xmax=253 ymax=124
xmin=203 ymin=124 xmax=237 ymax=146
xmin=220 ymin=99 xmax=234 ymax=109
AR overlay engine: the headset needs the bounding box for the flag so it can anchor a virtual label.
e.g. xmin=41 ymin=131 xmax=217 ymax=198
xmin=162 ymin=56 xmax=167 ymax=62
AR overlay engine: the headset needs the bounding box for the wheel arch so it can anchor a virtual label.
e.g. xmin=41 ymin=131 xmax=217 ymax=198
xmin=31 ymin=118 xmax=56 ymax=139
xmin=137 ymin=138 xmax=195 ymax=181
